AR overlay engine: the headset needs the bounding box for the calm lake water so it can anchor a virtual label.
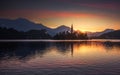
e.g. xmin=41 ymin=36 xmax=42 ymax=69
xmin=0 ymin=40 xmax=120 ymax=75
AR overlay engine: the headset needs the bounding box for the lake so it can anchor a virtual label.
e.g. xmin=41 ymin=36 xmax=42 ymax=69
xmin=0 ymin=40 xmax=120 ymax=75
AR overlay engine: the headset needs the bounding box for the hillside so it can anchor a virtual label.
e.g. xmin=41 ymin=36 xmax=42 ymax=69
xmin=0 ymin=18 xmax=70 ymax=36
xmin=98 ymin=30 xmax=120 ymax=39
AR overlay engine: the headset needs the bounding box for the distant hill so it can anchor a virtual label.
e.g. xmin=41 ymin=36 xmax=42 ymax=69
xmin=98 ymin=30 xmax=120 ymax=39
xmin=0 ymin=18 xmax=49 ymax=31
xmin=52 ymin=25 xmax=70 ymax=36
xmin=0 ymin=18 xmax=70 ymax=36
xmin=87 ymin=29 xmax=114 ymax=38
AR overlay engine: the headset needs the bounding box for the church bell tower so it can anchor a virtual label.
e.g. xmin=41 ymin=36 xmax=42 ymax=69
xmin=71 ymin=24 xmax=73 ymax=34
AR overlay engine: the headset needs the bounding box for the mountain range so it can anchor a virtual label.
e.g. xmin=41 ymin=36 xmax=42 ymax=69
xmin=0 ymin=18 xmax=70 ymax=36
xmin=87 ymin=29 xmax=115 ymax=38
xmin=0 ymin=18 xmax=120 ymax=39
xmin=98 ymin=30 xmax=120 ymax=39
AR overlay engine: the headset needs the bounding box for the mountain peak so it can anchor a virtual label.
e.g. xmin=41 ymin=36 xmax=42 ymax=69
xmin=15 ymin=18 xmax=31 ymax=22
xmin=87 ymin=28 xmax=115 ymax=38
xmin=103 ymin=29 xmax=114 ymax=32
xmin=0 ymin=18 xmax=71 ymax=36
xmin=56 ymin=25 xmax=69 ymax=29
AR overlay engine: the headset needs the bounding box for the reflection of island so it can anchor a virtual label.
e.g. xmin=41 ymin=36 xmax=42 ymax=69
xmin=0 ymin=41 xmax=120 ymax=60
xmin=55 ymin=42 xmax=74 ymax=56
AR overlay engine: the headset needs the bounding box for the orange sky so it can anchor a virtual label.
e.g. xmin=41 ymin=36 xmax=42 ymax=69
xmin=0 ymin=0 xmax=120 ymax=32
xmin=32 ymin=10 xmax=120 ymax=32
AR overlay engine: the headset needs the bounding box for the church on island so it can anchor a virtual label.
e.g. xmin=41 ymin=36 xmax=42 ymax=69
xmin=71 ymin=24 xmax=73 ymax=34
xmin=53 ymin=24 xmax=88 ymax=40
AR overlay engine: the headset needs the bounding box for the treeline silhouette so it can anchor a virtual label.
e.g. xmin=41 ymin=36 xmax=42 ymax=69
xmin=0 ymin=27 xmax=88 ymax=39
xmin=0 ymin=27 xmax=51 ymax=39
xmin=54 ymin=30 xmax=88 ymax=40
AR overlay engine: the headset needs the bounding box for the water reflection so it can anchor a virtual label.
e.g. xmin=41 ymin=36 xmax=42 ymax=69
xmin=0 ymin=41 xmax=120 ymax=60
xmin=0 ymin=41 xmax=120 ymax=75
xmin=0 ymin=42 xmax=50 ymax=59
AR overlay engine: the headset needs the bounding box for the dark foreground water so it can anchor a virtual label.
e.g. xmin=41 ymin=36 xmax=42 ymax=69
xmin=0 ymin=40 xmax=120 ymax=75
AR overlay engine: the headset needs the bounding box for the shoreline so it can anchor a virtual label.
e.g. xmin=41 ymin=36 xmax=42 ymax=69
xmin=0 ymin=39 xmax=120 ymax=42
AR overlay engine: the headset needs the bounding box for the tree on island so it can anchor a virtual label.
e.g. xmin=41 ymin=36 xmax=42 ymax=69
xmin=53 ymin=24 xmax=88 ymax=40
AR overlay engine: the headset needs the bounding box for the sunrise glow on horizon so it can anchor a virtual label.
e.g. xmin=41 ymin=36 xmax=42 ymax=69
xmin=0 ymin=0 xmax=120 ymax=32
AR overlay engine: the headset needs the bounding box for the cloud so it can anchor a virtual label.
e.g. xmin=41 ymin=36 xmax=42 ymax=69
xmin=0 ymin=9 xmax=113 ymax=19
xmin=0 ymin=0 xmax=119 ymax=20
xmin=77 ymin=3 xmax=120 ymax=10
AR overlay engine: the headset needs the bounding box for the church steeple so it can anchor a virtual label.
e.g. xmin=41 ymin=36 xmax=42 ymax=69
xmin=71 ymin=24 xmax=73 ymax=34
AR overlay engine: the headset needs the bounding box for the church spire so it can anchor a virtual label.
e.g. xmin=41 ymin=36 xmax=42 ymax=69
xmin=71 ymin=24 xmax=73 ymax=34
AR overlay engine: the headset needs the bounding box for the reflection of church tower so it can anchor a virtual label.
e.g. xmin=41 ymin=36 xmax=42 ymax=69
xmin=71 ymin=43 xmax=74 ymax=57
xmin=71 ymin=24 xmax=73 ymax=34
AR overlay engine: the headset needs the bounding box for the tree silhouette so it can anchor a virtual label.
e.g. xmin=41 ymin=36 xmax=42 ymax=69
xmin=53 ymin=30 xmax=88 ymax=40
xmin=0 ymin=27 xmax=51 ymax=39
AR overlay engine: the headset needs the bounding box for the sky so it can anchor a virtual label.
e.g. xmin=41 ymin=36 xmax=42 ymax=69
xmin=0 ymin=0 xmax=120 ymax=32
